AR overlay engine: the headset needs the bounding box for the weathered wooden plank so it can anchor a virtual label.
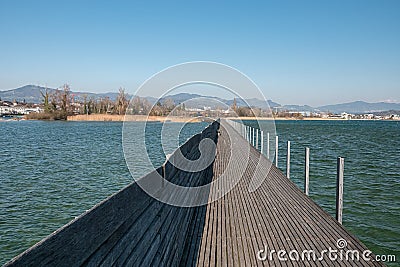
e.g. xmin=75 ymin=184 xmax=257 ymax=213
xmin=219 ymin=180 xmax=228 ymax=267
xmin=187 ymin=120 xmax=383 ymax=267
xmin=4 ymin=173 xmax=154 ymax=267
xmin=179 ymin=205 xmax=207 ymax=266
xmin=82 ymin=194 xmax=154 ymax=266
xmin=232 ymin=160 xmax=265 ymax=267
xmin=161 ymin=149 xmax=216 ymax=266
xmin=99 ymin=199 xmax=162 ymax=266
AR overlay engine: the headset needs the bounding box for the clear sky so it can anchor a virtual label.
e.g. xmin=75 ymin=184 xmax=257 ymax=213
xmin=0 ymin=0 xmax=399 ymax=106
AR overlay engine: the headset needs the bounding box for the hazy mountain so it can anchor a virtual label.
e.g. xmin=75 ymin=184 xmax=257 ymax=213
xmin=371 ymin=110 xmax=400 ymax=116
xmin=0 ymin=85 xmax=50 ymax=103
xmin=143 ymin=96 xmax=158 ymax=104
xmin=159 ymin=93 xmax=279 ymax=109
xmin=159 ymin=93 xmax=225 ymax=108
xmin=317 ymin=101 xmax=400 ymax=114
xmin=160 ymin=93 xmax=205 ymax=104
xmin=1 ymin=85 xmax=399 ymax=114
xmin=0 ymin=85 xmax=127 ymax=103
xmin=0 ymin=86 xmax=280 ymax=110
xmin=225 ymin=98 xmax=280 ymax=109
xmin=281 ymin=104 xmax=316 ymax=112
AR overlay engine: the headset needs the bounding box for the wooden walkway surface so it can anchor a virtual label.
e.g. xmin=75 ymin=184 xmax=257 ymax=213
xmin=180 ymin=119 xmax=384 ymax=266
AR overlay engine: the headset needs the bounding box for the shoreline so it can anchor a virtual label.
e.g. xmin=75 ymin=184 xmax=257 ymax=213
xmin=65 ymin=114 xmax=399 ymax=122
xmin=229 ymin=117 xmax=400 ymax=121
xmin=66 ymin=114 xmax=204 ymax=122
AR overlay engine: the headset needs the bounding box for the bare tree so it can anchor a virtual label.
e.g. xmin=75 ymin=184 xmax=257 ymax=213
xmin=82 ymin=94 xmax=88 ymax=115
xmin=141 ymin=98 xmax=152 ymax=114
xmin=40 ymin=88 xmax=52 ymax=113
xmin=132 ymin=96 xmax=142 ymax=114
xmin=50 ymin=91 xmax=58 ymax=111
xmin=163 ymin=98 xmax=175 ymax=111
xmin=116 ymin=87 xmax=128 ymax=115
xmin=231 ymin=98 xmax=237 ymax=112
xmin=59 ymin=84 xmax=71 ymax=114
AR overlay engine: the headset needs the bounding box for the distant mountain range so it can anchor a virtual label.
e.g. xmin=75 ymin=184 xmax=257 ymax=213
xmin=156 ymin=93 xmax=281 ymax=110
xmin=0 ymin=85 xmax=121 ymax=103
xmin=317 ymin=101 xmax=400 ymax=114
xmin=1 ymin=85 xmax=399 ymax=114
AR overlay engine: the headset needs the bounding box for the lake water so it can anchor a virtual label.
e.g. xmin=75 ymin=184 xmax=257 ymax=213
xmin=0 ymin=120 xmax=399 ymax=265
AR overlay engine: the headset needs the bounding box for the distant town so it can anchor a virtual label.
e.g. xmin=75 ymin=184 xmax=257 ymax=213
xmin=0 ymin=100 xmax=42 ymax=116
xmin=2 ymin=98 xmax=399 ymax=121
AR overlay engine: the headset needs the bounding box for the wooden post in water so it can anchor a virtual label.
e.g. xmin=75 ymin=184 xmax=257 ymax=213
xmin=267 ymin=132 xmax=270 ymax=159
xmin=304 ymin=147 xmax=310 ymax=195
xmin=275 ymin=135 xmax=279 ymax=167
xmin=336 ymin=157 xmax=344 ymax=224
xmin=256 ymin=129 xmax=259 ymax=149
xmin=286 ymin=141 xmax=291 ymax=178
xmin=260 ymin=130 xmax=264 ymax=154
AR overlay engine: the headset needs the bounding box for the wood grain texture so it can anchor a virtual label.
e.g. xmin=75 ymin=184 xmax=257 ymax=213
xmin=189 ymin=120 xmax=384 ymax=267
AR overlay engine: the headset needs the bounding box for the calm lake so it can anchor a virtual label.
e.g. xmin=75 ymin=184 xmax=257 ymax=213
xmin=0 ymin=120 xmax=399 ymax=265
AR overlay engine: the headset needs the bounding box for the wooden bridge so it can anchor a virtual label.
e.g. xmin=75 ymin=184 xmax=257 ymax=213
xmin=4 ymin=120 xmax=384 ymax=266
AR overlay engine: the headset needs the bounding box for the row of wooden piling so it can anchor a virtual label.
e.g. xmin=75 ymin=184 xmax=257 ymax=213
xmin=226 ymin=120 xmax=345 ymax=225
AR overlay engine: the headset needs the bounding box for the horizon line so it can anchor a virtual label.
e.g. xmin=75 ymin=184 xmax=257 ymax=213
xmin=0 ymin=84 xmax=398 ymax=106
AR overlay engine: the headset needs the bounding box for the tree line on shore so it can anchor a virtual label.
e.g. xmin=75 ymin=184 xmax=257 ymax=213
xmin=27 ymin=84 xmax=193 ymax=120
xmin=26 ymin=84 xmax=292 ymax=120
xmin=27 ymin=84 xmax=130 ymax=120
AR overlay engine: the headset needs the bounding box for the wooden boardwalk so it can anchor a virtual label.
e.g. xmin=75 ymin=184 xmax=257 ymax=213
xmin=4 ymin=119 xmax=385 ymax=267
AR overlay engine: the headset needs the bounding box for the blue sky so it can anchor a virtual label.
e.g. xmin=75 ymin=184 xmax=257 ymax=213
xmin=0 ymin=0 xmax=399 ymax=106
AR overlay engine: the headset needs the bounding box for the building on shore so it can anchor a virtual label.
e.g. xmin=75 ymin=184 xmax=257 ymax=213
xmin=0 ymin=100 xmax=43 ymax=116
